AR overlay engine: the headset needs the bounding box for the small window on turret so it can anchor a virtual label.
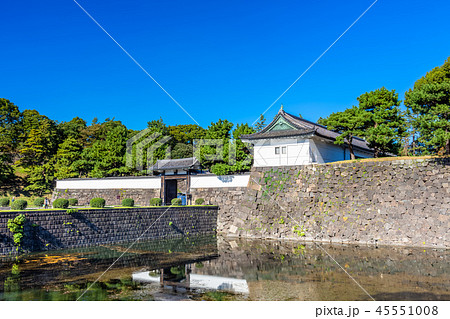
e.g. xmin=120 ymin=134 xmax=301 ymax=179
xmin=282 ymin=146 xmax=286 ymax=154
xmin=275 ymin=147 xmax=280 ymax=154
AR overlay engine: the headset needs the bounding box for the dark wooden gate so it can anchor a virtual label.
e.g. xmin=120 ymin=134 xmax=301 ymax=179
xmin=164 ymin=179 xmax=178 ymax=205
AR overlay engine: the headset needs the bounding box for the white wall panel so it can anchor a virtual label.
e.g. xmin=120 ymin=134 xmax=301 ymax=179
xmin=56 ymin=177 xmax=161 ymax=190
xmin=190 ymin=174 xmax=250 ymax=188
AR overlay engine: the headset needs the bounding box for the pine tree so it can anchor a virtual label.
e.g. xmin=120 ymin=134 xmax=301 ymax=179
xmin=254 ymin=114 xmax=266 ymax=132
xmin=405 ymin=57 xmax=450 ymax=155
xmin=320 ymin=106 xmax=369 ymax=160
xmin=54 ymin=137 xmax=84 ymax=179
xmin=357 ymin=87 xmax=406 ymax=157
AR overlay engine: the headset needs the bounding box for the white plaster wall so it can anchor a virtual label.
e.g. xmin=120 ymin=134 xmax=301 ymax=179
xmin=310 ymin=137 xmax=373 ymax=163
xmin=56 ymin=177 xmax=161 ymax=190
xmin=309 ymin=138 xmax=345 ymax=163
xmin=253 ymin=138 xmax=311 ymax=167
xmin=190 ymin=174 xmax=250 ymax=188
xmin=56 ymin=174 xmax=250 ymax=190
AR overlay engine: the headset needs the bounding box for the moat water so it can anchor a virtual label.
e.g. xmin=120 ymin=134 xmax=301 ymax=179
xmin=0 ymin=235 xmax=449 ymax=301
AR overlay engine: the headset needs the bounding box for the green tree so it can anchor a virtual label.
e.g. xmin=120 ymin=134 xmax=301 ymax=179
xmin=171 ymin=143 xmax=193 ymax=159
xmin=0 ymin=98 xmax=22 ymax=152
xmin=254 ymin=114 xmax=266 ymax=131
xmin=209 ymin=123 xmax=255 ymax=175
xmin=83 ymin=124 xmax=129 ymax=177
xmin=0 ymin=99 xmax=22 ymax=190
xmin=357 ymin=87 xmax=405 ymax=157
xmin=405 ymin=57 xmax=450 ymax=155
xmin=231 ymin=123 xmax=255 ymax=171
xmin=200 ymin=119 xmax=234 ymax=170
xmin=0 ymin=153 xmax=15 ymax=193
xmin=168 ymin=124 xmax=206 ymax=144
xmin=24 ymin=161 xmax=55 ymax=196
xmin=57 ymin=117 xmax=87 ymax=141
xmin=54 ymin=137 xmax=84 ymax=179
xmin=17 ymin=118 xmax=58 ymax=168
xmin=320 ymin=106 xmax=369 ymax=160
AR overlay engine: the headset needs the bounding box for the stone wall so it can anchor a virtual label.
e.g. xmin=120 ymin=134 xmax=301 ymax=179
xmin=193 ymin=157 xmax=450 ymax=248
xmin=190 ymin=187 xmax=247 ymax=235
xmin=0 ymin=206 xmax=218 ymax=255
xmin=54 ymin=188 xmax=160 ymax=206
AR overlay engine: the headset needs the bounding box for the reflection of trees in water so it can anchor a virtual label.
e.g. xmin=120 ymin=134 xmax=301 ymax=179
xmin=4 ymin=262 xmax=21 ymax=293
xmin=2 ymin=272 xmax=144 ymax=301
xmin=193 ymin=239 xmax=450 ymax=288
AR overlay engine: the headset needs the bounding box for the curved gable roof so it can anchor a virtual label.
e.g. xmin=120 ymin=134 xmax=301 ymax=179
xmin=241 ymin=108 xmax=373 ymax=153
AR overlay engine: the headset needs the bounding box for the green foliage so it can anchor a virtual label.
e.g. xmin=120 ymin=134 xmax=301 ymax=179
xmin=90 ymin=197 xmax=106 ymax=208
xmin=171 ymin=198 xmax=182 ymax=206
xmin=57 ymin=117 xmax=87 ymax=140
xmin=122 ymin=198 xmax=134 ymax=207
xmin=83 ymin=124 xmax=130 ymax=178
xmin=168 ymin=124 xmax=206 ymax=144
xmin=171 ymin=143 xmax=193 ymax=159
xmin=293 ymin=225 xmax=307 ymax=237
xmin=7 ymin=214 xmax=26 ymax=249
xmin=54 ymin=136 xmax=84 ymax=179
xmin=195 ymin=198 xmax=205 ymax=205
xmin=405 ymin=57 xmax=450 ymax=155
xmin=0 ymin=153 xmax=15 ymax=190
xmin=17 ymin=111 xmax=58 ymax=168
xmin=320 ymin=106 xmax=369 ymax=159
xmin=7 ymin=214 xmax=26 ymax=233
xmin=0 ymin=98 xmax=22 ymax=150
xmin=33 ymin=197 xmax=45 ymax=207
xmin=198 ymin=119 xmax=234 ymax=170
xmin=210 ymin=163 xmax=231 ymax=175
xmin=68 ymin=198 xmax=78 ymax=206
xmin=53 ymin=198 xmax=69 ymax=209
xmin=254 ymin=114 xmax=266 ymax=131
xmin=0 ymin=198 xmax=10 ymax=206
xmin=11 ymin=199 xmax=28 ymax=210
xmin=150 ymin=198 xmax=162 ymax=206
xmin=0 ymin=99 xmax=20 ymax=189
xmin=357 ymin=87 xmax=405 ymax=156
xmin=23 ymin=162 xmax=55 ymax=196
xmin=66 ymin=208 xmax=78 ymax=214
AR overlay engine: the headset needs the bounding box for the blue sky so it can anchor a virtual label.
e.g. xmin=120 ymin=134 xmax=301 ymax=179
xmin=1 ymin=0 xmax=449 ymax=130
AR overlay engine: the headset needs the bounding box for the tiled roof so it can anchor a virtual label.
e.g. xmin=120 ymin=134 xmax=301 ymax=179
xmin=150 ymin=157 xmax=201 ymax=171
xmin=241 ymin=109 xmax=373 ymax=152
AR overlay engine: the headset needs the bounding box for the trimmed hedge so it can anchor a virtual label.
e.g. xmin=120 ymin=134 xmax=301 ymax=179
xmin=34 ymin=197 xmax=45 ymax=207
xmin=171 ymin=198 xmax=182 ymax=206
xmin=0 ymin=198 xmax=10 ymax=207
xmin=11 ymin=199 xmax=28 ymax=210
xmin=150 ymin=198 xmax=162 ymax=206
xmin=122 ymin=198 xmax=134 ymax=207
xmin=68 ymin=198 xmax=78 ymax=206
xmin=90 ymin=198 xmax=106 ymax=208
xmin=53 ymin=198 xmax=69 ymax=209
xmin=195 ymin=198 xmax=205 ymax=205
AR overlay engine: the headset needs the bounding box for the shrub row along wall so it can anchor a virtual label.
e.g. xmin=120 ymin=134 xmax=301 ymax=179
xmin=54 ymin=189 xmax=160 ymax=206
xmin=194 ymin=157 xmax=450 ymax=248
xmin=54 ymin=174 xmax=250 ymax=207
xmin=0 ymin=206 xmax=218 ymax=255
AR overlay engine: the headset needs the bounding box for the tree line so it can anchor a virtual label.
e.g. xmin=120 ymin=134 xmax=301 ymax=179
xmin=318 ymin=56 xmax=450 ymax=159
xmin=0 ymin=103 xmax=257 ymax=195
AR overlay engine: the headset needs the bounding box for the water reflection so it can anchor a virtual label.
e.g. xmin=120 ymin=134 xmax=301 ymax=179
xmin=133 ymin=266 xmax=249 ymax=295
xmin=0 ymin=235 xmax=448 ymax=301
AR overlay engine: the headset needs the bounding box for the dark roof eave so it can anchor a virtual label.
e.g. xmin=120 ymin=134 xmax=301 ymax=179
xmin=313 ymin=131 xmax=373 ymax=153
xmin=241 ymin=129 xmax=315 ymax=140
